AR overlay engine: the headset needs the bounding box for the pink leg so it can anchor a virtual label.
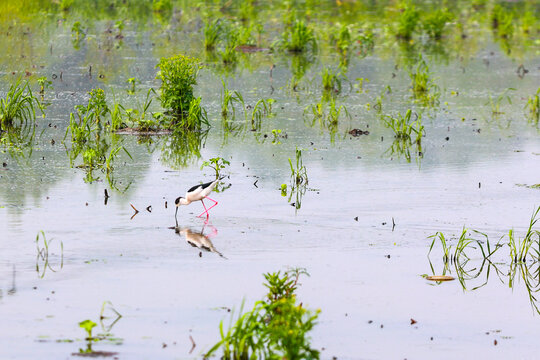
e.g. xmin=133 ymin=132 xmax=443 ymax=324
xmin=205 ymin=197 xmax=219 ymax=212
xmin=198 ymin=197 xmax=218 ymax=218
xmin=197 ymin=199 xmax=209 ymax=218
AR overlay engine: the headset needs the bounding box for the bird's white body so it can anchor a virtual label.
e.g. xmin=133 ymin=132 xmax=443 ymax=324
xmin=182 ymin=179 xmax=219 ymax=204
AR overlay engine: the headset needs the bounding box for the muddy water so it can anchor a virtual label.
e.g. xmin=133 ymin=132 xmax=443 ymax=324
xmin=0 ymin=9 xmax=540 ymax=360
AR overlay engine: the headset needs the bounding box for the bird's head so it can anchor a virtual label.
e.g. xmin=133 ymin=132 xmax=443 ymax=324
xmin=175 ymin=196 xmax=184 ymax=207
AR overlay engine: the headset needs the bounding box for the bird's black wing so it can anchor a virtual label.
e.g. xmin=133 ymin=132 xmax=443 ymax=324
xmin=187 ymin=180 xmax=215 ymax=193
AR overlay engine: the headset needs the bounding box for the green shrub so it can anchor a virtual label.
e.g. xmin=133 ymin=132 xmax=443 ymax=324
xmin=156 ymin=55 xmax=201 ymax=116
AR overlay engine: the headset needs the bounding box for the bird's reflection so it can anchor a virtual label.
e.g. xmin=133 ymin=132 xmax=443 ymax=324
xmin=175 ymin=222 xmax=226 ymax=259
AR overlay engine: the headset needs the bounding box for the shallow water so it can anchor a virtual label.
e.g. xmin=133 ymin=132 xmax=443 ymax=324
xmin=1 ymin=2 xmax=540 ymax=359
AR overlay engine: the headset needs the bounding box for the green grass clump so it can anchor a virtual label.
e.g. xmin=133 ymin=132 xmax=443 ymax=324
xmin=250 ymin=98 xmax=274 ymax=131
xmin=396 ymin=1 xmax=419 ymax=39
xmin=221 ymin=80 xmax=245 ymax=119
xmin=205 ymin=269 xmax=320 ymax=359
xmin=156 ymin=54 xmax=201 ymax=117
xmin=383 ymin=109 xmax=424 ymax=144
xmin=321 ymin=67 xmax=342 ymax=94
xmin=204 ymin=18 xmax=222 ymax=50
xmin=279 ymin=19 xmax=318 ymax=53
xmin=65 ymin=88 xmax=132 ymax=184
xmin=422 ymin=8 xmax=453 ymax=39
xmin=0 ymin=78 xmax=43 ymax=130
xmin=408 ymin=56 xmax=440 ymax=106
xmin=289 ymin=147 xmax=308 ymax=186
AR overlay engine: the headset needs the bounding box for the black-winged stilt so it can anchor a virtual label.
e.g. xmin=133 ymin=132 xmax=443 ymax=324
xmin=175 ymin=178 xmax=220 ymax=222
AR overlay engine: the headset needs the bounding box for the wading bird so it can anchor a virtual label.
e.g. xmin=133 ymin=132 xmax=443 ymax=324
xmin=175 ymin=178 xmax=220 ymax=222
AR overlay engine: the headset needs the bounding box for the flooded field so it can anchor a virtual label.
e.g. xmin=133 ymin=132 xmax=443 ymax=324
xmin=0 ymin=1 xmax=539 ymax=359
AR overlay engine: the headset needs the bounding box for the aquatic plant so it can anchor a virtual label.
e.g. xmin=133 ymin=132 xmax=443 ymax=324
xmin=71 ymin=21 xmax=85 ymax=41
xmin=111 ymin=88 xmax=157 ymax=131
xmin=305 ymin=97 xmax=350 ymax=142
xmin=65 ymin=88 xmax=133 ymax=186
xmin=422 ymin=8 xmax=453 ymax=40
xmin=204 ymin=18 xmax=222 ymax=50
xmin=289 ymin=147 xmax=308 ymax=186
xmin=408 ymin=56 xmax=440 ymax=106
xmin=271 ymin=129 xmax=283 ymax=144
xmin=525 ymin=88 xmax=540 ymax=126
xmin=321 ymin=67 xmax=342 ymax=94
xmin=37 ymin=76 xmax=52 ymax=96
xmin=278 ymin=19 xmax=318 ymax=53
xmin=396 ymin=1 xmax=419 ymax=40
xmin=0 ymin=78 xmax=43 ymax=130
xmin=126 ymin=77 xmax=139 ymax=95
xmin=486 ymin=88 xmax=514 ymax=115
xmin=250 ymin=98 xmax=274 ymax=131
xmin=156 ymin=54 xmax=201 ymax=117
xmin=221 ymin=80 xmax=245 ymax=119
xmin=383 ymin=109 xmax=424 ymax=144
xmin=79 ymin=320 xmax=97 ymax=340
xmin=201 ymin=157 xmax=230 ymax=179
xmin=205 ymin=268 xmax=320 ymax=359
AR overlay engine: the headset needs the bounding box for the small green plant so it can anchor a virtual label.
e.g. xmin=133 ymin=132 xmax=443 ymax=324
xmin=111 ymin=89 xmax=157 ymax=131
xmin=280 ymin=183 xmax=287 ymax=196
xmin=271 ymin=129 xmax=283 ymax=144
xmin=36 ymin=76 xmax=52 ymax=96
xmin=250 ymin=98 xmax=274 ymax=131
xmin=205 ymin=269 xmax=320 ymax=359
xmin=409 ymin=56 xmax=440 ymax=106
xmin=156 ymin=54 xmax=201 ymax=117
xmin=221 ymin=80 xmax=245 ymax=119
xmin=220 ymin=27 xmax=240 ymax=65
xmin=278 ymin=19 xmax=318 ymax=53
xmin=79 ymin=320 xmax=97 ymax=340
xmin=71 ymin=21 xmax=86 ymax=41
xmin=486 ymin=88 xmax=515 ymax=115
xmin=305 ymin=97 xmax=350 ymax=139
xmin=383 ymin=109 xmax=424 ymax=144
xmin=126 ymin=77 xmax=139 ymax=95
xmin=396 ymin=1 xmax=419 ymax=39
xmin=422 ymin=8 xmax=453 ymax=39
xmin=204 ymin=18 xmax=222 ymax=50
xmin=355 ymin=77 xmax=370 ymax=94
xmin=0 ymin=78 xmax=43 ymax=130
xmin=321 ymin=67 xmax=342 ymax=94
xmin=289 ymin=147 xmax=308 ymax=186
xmin=525 ymin=88 xmax=540 ymax=126
xmin=201 ymin=157 xmax=230 ymax=179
